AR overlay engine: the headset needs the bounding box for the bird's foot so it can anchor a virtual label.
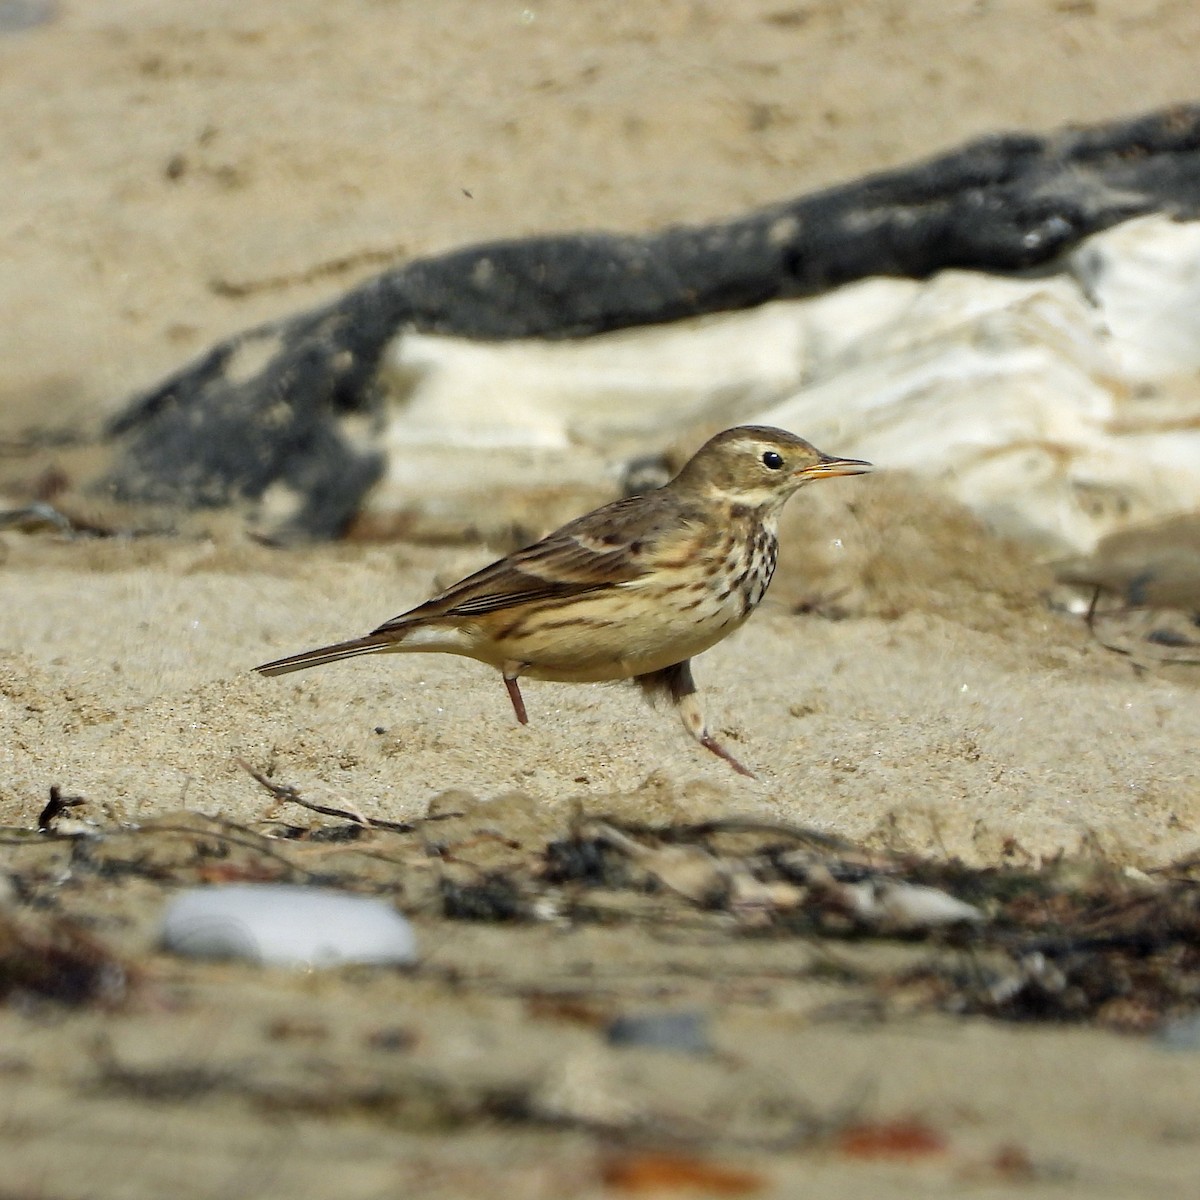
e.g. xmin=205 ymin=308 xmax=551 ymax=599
xmin=699 ymin=731 xmax=756 ymax=779
xmin=657 ymin=664 xmax=757 ymax=779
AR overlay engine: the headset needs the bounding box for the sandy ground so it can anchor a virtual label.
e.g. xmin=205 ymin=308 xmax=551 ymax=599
xmin=3 ymin=2 xmax=1200 ymax=1197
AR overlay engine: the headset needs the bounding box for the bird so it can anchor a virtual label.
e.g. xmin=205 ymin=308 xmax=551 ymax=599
xmin=256 ymin=426 xmax=872 ymax=777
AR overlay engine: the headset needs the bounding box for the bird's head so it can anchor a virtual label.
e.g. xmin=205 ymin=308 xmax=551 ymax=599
xmin=671 ymin=425 xmax=873 ymax=514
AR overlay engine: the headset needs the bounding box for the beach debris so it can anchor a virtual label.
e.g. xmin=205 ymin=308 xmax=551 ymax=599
xmin=585 ymin=821 xmax=730 ymax=906
xmin=806 ymin=866 xmax=986 ymax=931
xmin=725 ymin=870 xmax=805 ymax=927
xmin=4 ymin=786 xmax=1200 ymax=1032
xmin=238 ymin=759 xmax=424 ymax=832
xmin=160 ymin=884 xmax=418 ymax=968
xmin=835 ymin=1118 xmax=948 ymax=1161
xmin=0 ymin=499 xmax=128 ymax=538
xmin=531 ymin=1047 xmax=643 ymax=1129
xmin=0 ymin=909 xmax=128 ymax=1008
xmin=0 ymin=501 xmax=76 ymax=533
xmin=1157 ymin=1013 xmax=1200 ymax=1052
xmin=606 ymin=1010 xmax=713 ymax=1056
xmin=600 ymin=1151 xmax=766 ymax=1195
xmin=439 ymin=871 xmax=527 ymax=922
xmin=36 ymin=785 xmax=96 ymax=838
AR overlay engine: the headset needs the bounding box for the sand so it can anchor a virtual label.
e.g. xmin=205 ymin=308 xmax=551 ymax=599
xmin=3 ymin=3 xmax=1200 ymax=1197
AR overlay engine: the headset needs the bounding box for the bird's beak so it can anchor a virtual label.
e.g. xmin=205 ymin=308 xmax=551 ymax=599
xmin=794 ymin=454 xmax=874 ymax=481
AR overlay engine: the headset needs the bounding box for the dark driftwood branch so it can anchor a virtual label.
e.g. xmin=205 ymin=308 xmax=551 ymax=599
xmin=100 ymin=105 xmax=1200 ymax=538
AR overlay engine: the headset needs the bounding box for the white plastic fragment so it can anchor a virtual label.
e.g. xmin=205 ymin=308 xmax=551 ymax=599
xmin=843 ymin=880 xmax=986 ymax=930
xmin=160 ymin=885 xmax=418 ymax=968
xmin=808 ymin=866 xmax=984 ymax=930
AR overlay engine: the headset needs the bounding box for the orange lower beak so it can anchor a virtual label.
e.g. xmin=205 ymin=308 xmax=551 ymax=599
xmin=795 ymin=455 xmax=874 ymax=481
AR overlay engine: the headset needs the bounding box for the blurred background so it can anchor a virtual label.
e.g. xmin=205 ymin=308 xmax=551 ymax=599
xmin=4 ymin=0 xmax=1199 ymax=433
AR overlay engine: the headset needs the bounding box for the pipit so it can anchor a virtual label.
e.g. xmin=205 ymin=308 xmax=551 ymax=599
xmin=256 ymin=426 xmax=872 ymax=776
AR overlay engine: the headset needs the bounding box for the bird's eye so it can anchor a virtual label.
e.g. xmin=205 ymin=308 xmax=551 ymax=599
xmin=761 ymin=450 xmax=784 ymax=470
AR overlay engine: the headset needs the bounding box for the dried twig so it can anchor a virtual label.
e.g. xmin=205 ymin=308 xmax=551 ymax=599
xmin=37 ymin=785 xmax=87 ymax=832
xmin=236 ymin=759 xmax=422 ymax=834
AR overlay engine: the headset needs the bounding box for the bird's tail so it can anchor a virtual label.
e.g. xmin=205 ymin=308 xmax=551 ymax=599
xmin=255 ymin=632 xmax=402 ymax=677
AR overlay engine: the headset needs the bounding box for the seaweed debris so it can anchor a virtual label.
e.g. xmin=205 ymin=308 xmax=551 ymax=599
xmin=5 ymin=774 xmax=1200 ymax=1031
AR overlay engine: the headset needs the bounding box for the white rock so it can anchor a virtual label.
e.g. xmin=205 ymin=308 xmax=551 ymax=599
xmin=160 ymin=885 xmax=418 ymax=968
xmin=383 ymin=300 xmax=810 ymax=449
xmin=760 ymin=271 xmax=1166 ymax=554
xmin=368 ymin=216 xmax=1200 ymax=556
xmin=1070 ymin=214 xmax=1200 ymax=380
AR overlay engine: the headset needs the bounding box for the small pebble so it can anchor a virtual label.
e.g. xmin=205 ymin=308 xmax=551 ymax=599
xmin=160 ymin=885 xmax=418 ymax=968
xmin=1158 ymin=1013 xmax=1200 ymax=1052
xmin=0 ymin=0 xmax=56 ymax=32
xmin=606 ymin=1010 xmax=712 ymax=1055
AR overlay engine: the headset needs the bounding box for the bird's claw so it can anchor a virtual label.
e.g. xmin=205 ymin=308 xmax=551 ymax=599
xmin=700 ymin=733 xmax=756 ymax=779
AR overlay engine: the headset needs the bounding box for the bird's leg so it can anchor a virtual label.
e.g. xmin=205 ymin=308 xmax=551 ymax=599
xmin=641 ymin=660 xmax=756 ymax=779
xmin=502 ymin=664 xmax=529 ymax=725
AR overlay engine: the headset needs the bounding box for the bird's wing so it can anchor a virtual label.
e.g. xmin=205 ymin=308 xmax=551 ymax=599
xmin=371 ymin=494 xmax=681 ymax=632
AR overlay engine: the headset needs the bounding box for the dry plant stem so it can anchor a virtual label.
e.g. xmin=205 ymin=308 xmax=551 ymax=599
xmin=236 ymin=758 xmax=421 ymax=833
xmin=131 ymin=821 xmax=314 ymax=880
